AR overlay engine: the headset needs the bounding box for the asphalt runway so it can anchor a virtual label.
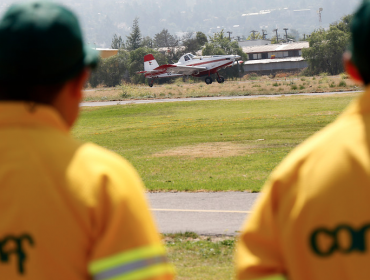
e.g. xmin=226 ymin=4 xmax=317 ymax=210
xmin=146 ymin=192 xmax=260 ymax=236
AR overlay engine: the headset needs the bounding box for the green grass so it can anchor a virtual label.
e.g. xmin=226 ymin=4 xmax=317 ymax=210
xmin=164 ymin=233 xmax=236 ymax=280
xmin=73 ymin=93 xmax=358 ymax=192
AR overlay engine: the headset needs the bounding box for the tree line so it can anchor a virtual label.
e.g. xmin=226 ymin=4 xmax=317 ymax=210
xmin=302 ymin=15 xmax=352 ymax=76
xmin=89 ymin=18 xmax=247 ymax=87
xmin=89 ymin=13 xmax=354 ymax=88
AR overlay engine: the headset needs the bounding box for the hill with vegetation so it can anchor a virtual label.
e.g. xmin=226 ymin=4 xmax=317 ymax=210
xmin=0 ymin=0 xmax=360 ymax=47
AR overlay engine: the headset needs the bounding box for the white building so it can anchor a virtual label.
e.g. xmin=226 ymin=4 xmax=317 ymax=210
xmin=242 ymin=42 xmax=309 ymax=73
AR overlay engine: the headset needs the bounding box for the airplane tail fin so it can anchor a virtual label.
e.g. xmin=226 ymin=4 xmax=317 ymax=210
xmin=144 ymin=54 xmax=159 ymax=71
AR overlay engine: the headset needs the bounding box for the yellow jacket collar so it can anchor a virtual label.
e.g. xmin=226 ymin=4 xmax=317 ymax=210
xmin=0 ymin=102 xmax=69 ymax=133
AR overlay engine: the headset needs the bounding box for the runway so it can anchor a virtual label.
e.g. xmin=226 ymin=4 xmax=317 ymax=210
xmin=80 ymin=90 xmax=360 ymax=107
xmin=146 ymin=192 xmax=260 ymax=236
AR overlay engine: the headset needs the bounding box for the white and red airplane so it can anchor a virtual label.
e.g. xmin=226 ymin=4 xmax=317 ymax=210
xmin=137 ymin=53 xmax=242 ymax=87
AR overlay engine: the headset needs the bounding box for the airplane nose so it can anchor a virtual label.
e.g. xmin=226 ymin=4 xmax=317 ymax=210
xmin=235 ymin=55 xmax=241 ymax=60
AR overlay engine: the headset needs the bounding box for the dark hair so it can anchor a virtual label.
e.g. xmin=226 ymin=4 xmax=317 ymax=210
xmin=0 ymin=82 xmax=65 ymax=105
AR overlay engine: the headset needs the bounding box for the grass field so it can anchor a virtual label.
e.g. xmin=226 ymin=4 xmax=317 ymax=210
xmin=83 ymin=74 xmax=360 ymax=102
xmin=73 ymin=92 xmax=360 ymax=192
xmin=164 ymin=233 xmax=236 ymax=280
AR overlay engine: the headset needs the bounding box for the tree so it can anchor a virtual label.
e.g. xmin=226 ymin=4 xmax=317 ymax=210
xmin=182 ymin=37 xmax=199 ymax=54
xmin=196 ymin=32 xmax=208 ymax=46
xmin=178 ymin=32 xmax=197 ymax=55
xmin=89 ymin=51 xmax=130 ymax=87
xmin=129 ymin=47 xmax=167 ymax=84
xmin=302 ymin=14 xmax=352 ymax=75
xmin=141 ymin=36 xmax=153 ymax=48
xmin=202 ymin=30 xmax=248 ymax=61
xmin=153 ymin=29 xmax=178 ymax=48
xmin=302 ymin=26 xmax=350 ymax=75
xmin=126 ymin=17 xmax=142 ymax=51
xmin=111 ymin=34 xmax=124 ymax=49
xmin=334 ymin=14 xmax=353 ymax=33
xmin=246 ymin=32 xmax=263 ymax=40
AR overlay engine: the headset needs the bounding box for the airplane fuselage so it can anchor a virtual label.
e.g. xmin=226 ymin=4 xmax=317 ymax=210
xmin=145 ymin=54 xmax=238 ymax=79
xmin=139 ymin=53 xmax=241 ymax=86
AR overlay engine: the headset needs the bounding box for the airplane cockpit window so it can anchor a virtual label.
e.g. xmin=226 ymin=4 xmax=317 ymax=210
xmin=184 ymin=55 xmax=190 ymax=61
xmin=188 ymin=54 xmax=194 ymax=58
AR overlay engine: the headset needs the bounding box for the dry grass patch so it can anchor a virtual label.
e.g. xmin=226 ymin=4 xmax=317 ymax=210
xmin=83 ymin=74 xmax=361 ymax=102
xmin=152 ymin=142 xmax=257 ymax=158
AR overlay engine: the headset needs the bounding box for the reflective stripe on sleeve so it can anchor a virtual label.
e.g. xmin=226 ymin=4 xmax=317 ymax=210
xmin=251 ymin=275 xmax=287 ymax=280
xmin=89 ymin=244 xmax=174 ymax=280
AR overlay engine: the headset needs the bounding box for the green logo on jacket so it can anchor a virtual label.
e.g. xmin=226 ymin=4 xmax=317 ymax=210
xmin=0 ymin=234 xmax=34 ymax=274
xmin=310 ymin=224 xmax=370 ymax=256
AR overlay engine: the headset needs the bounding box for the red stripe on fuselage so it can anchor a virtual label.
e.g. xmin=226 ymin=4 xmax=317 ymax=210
xmin=193 ymin=61 xmax=234 ymax=77
xmin=145 ymin=69 xmax=167 ymax=78
xmin=144 ymin=60 xmax=234 ymax=78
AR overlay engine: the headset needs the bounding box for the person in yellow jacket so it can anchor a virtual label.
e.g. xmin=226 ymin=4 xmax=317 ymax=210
xmin=235 ymin=2 xmax=370 ymax=280
xmin=0 ymin=2 xmax=174 ymax=280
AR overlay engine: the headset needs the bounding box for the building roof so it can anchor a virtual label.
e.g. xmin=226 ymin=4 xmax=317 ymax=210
xmin=96 ymin=48 xmax=118 ymax=51
xmin=244 ymin=57 xmax=305 ymax=65
xmin=242 ymin=41 xmax=309 ymax=54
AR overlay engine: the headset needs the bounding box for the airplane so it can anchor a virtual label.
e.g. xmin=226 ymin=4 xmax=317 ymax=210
xmin=137 ymin=53 xmax=242 ymax=87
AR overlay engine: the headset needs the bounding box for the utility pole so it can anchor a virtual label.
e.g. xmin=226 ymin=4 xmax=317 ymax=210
xmin=262 ymin=29 xmax=267 ymax=40
xmin=227 ymin=31 xmax=233 ymax=41
xmin=283 ymin=28 xmax=289 ymax=42
xmin=273 ymin=29 xmax=279 ymax=43
xmin=250 ymin=30 xmax=257 ymax=40
xmin=318 ymin=8 xmax=323 ymax=25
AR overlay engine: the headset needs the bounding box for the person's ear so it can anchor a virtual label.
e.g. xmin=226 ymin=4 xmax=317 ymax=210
xmin=343 ymin=52 xmax=364 ymax=83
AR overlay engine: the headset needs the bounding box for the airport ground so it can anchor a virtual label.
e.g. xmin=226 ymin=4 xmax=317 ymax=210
xmin=74 ymin=88 xmax=361 ymax=279
xmin=75 ymin=91 xmax=359 ymax=192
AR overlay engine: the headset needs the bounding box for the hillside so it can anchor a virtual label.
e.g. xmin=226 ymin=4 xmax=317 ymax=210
xmin=0 ymin=0 xmax=361 ymax=47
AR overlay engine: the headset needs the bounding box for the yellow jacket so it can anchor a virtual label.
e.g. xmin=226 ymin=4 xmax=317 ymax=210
xmin=0 ymin=102 xmax=174 ymax=280
xmin=236 ymin=90 xmax=370 ymax=280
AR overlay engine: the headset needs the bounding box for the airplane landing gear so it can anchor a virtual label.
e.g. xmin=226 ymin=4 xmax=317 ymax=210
xmin=216 ymin=72 xmax=224 ymax=84
xmin=216 ymin=76 xmax=225 ymax=83
xmin=205 ymin=77 xmax=213 ymax=85
xmin=149 ymin=80 xmax=154 ymax=87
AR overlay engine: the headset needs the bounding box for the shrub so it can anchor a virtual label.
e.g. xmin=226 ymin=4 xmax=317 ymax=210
xmin=338 ymin=80 xmax=347 ymax=87
xmin=89 ymin=51 xmax=130 ymax=88
xmin=340 ymin=73 xmax=349 ymax=80
xmin=291 ymin=84 xmax=298 ymax=90
xmin=299 ymin=85 xmax=305 ymax=90
xmin=248 ymin=73 xmax=259 ymax=80
xmin=272 ymin=82 xmax=279 ymax=87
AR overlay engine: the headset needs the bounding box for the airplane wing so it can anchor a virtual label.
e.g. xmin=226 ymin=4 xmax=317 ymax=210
xmin=154 ymin=64 xmax=207 ymax=75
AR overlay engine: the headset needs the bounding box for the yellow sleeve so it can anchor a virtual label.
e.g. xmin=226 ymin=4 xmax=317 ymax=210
xmin=235 ymin=179 xmax=287 ymax=280
xmin=70 ymin=144 xmax=175 ymax=280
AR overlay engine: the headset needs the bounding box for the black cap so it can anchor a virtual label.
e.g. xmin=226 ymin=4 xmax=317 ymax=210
xmin=350 ymin=0 xmax=370 ymax=83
